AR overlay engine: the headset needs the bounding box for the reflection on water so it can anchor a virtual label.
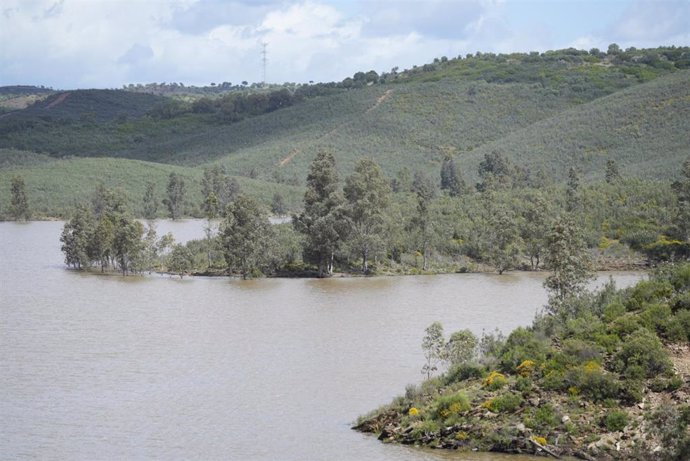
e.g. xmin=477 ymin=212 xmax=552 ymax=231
xmin=0 ymin=221 xmax=644 ymax=460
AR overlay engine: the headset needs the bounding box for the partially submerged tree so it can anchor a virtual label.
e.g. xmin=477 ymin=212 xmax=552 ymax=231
xmin=222 ymin=194 xmax=273 ymax=278
xmin=9 ymin=175 xmax=30 ymax=221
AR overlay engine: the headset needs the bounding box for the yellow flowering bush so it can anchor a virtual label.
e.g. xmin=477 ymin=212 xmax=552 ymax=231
xmin=408 ymin=407 xmax=419 ymax=417
xmin=532 ymin=436 xmax=548 ymax=446
xmin=483 ymin=371 xmax=507 ymax=390
xmin=516 ymin=359 xmax=536 ymax=377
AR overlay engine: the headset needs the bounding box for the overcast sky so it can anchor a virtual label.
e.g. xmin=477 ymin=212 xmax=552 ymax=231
xmin=1 ymin=0 xmax=688 ymax=89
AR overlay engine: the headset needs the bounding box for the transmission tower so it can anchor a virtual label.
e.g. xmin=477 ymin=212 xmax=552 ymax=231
xmin=261 ymin=42 xmax=268 ymax=86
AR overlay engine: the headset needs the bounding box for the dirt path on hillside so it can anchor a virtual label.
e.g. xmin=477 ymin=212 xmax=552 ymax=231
xmin=45 ymin=92 xmax=70 ymax=109
xmin=278 ymin=89 xmax=393 ymax=167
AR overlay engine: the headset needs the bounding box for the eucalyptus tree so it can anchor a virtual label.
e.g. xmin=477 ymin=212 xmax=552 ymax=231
xmin=142 ymin=181 xmax=159 ymax=220
xmin=544 ymin=216 xmax=593 ymax=313
xmin=60 ymin=205 xmax=94 ymax=270
xmin=164 ymin=172 xmax=186 ymax=220
xmin=9 ymin=175 xmax=30 ymax=221
xmin=294 ymin=152 xmax=345 ymax=277
xmin=410 ymin=171 xmax=436 ymax=270
xmin=343 ymin=158 xmax=390 ymax=273
xmin=222 ymin=194 xmax=273 ymax=278
xmin=440 ymin=156 xmax=467 ymax=197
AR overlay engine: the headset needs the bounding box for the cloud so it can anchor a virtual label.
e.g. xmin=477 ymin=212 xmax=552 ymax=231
xmin=0 ymin=0 xmax=687 ymax=89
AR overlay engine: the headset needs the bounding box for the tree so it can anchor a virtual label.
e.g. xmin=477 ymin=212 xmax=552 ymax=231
xmin=566 ymin=166 xmax=581 ymax=212
xmin=445 ymin=329 xmax=478 ymax=366
xmin=440 ymin=156 xmax=466 ymax=197
xmin=9 ymin=175 xmax=30 ymax=220
xmin=222 ymin=194 xmax=273 ymax=278
xmin=293 ymin=152 xmax=345 ymax=277
xmin=142 ymin=181 xmax=159 ymax=219
xmin=410 ymin=171 xmax=436 ymax=270
xmin=477 ymin=151 xmax=513 ymax=192
xmin=520 ymin=191 xmax=552 ymax=270
xmin=111 ymin=213 xmax=145 ymax=275
xmin=167 ymin=244 xmax=195 ymax=278
xmin=485 ymin=205 xmax=522 ymax=274
xmin=164 ymin=173 xmax=186 ymax=220
xmin=544 ymin=216 xmax=594 ymax=312
xmin=271 ymin=192 xmax=287 ymax=216
xmin=422 ymin=322 xmax=445 ymax=379
xmin=92 ymin=183 xmax=126 ymax=219
xmin=343 ymin=158 xmax=390 ymax=273
xmin=60 ymin=205 xmax=94 ymax=269
xmin=671 ymin=158 xmax=690 ymax=241
xmin=605 ymin=159 xmax=621 ymax=184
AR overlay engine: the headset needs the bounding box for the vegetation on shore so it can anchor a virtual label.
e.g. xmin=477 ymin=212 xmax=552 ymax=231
xmin=354 ymin=263 xmax=690 ymax=460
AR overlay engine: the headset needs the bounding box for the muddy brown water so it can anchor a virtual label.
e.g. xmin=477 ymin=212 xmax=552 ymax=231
xmin=0 ymin=221 xmax=643 ymax=460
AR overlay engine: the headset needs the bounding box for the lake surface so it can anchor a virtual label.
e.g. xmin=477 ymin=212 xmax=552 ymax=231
xmin=0 ymin=221 xmax=644 ymax=460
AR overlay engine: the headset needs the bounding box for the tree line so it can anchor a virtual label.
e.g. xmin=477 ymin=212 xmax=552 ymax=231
xmin=53 ymin=151 xmax=690 ymax=279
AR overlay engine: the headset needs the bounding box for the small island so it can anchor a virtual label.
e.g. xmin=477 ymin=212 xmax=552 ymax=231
xmin=353 ymin=263 xmax=690 ymax=460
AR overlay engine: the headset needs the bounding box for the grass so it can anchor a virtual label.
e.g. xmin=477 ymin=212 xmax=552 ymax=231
xmin=0 ymin=152 xmax=303 ymax=219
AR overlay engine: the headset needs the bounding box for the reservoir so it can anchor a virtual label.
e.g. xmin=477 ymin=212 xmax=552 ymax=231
xmin=0 ymin=221 xmax=644 ymax=460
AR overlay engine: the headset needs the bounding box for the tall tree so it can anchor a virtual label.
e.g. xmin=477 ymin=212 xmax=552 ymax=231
xmin=271 ymin=192 xmax=287 ymax=216
xmin=422 ymin=322 xmax=445 ymax=379
xmin=111 ymin=213 xmax=145 ymax=275
xmin=440 ymin=156 xmax=467 ymax=197
xmin=343 ymin=158 xmax=390 ymax=273
xmin=671 ymin=158 xmax=690 ymax=241
xmin=142 ymin=181 xmax=159 ymax=220
xmin=60 ymin=205 xmax=94 ymax=270
xmin=544 ymin=216 xmax=593 ymax=313
xmin=9 ymin=175 xmax=30 ymax=221
xmin=222 ymin=194 xmax=273 ymax=278
xmin=566 ymin=166 xmax=581 ymax=212
xmin=410 ymin=171 xmax=436 ymax=270
xmin=485 ymin=204 xmax=522 ymax=274
xmin=164 ymin=173 xmax=186 ymax=220
xmin=293 ymin=152 xmax=345 ymax=277
xmin=520 ymin=191 xmax=552 ymax=270
xmin=605 ymin=159 xmax=621 ymax=184
xmin=476 ymin=151 xmax=513 ymax=192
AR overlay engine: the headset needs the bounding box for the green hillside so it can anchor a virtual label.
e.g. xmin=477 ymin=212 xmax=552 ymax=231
xmin=0 ymin=150 xmax=302 ymax=218
xmin=0 ymin=46 xmax=688 ymax=217
xmin=454 ymin=70 xmax=690 ymax=182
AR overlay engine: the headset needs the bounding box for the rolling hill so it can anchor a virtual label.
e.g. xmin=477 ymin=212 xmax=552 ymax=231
xmin=0 ymin=46 xmax=688 ymax=217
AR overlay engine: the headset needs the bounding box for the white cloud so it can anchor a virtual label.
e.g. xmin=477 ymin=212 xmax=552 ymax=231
xmin=0 ymin=0 xmax=687 ymax=89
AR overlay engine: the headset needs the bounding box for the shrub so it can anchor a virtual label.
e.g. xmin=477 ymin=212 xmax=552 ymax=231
xmin=444 ymin=363 xmax=485 ymax=384
xmin=499 ymin=327 xmax=549 ymax=372
xmin=528 ymin=404 xmax=560 ymax=431
xmin=515 ymin=376 xmax=533 ymax=393
xmin=614 ymin=328 xmax=673 ymax=378
xmin=639 ymin=303 xmax=673 ymax=336
xmin=483 ymin=371 xmax=508 ymax=390
xmin=672 ymin=309 xmax=690 ymax=341
xmin=445 ymin=329 xmax=478 ymax=366
xmin=603 ymin=301 xmax=626 ymax=322
xmin=485 ymin=392 xmax=523 ymax=413
xmin=562 ymin=338 xmax=604 ymax=365
xmin=516 ymin=359 xmax=536 ymax=377
xmin=618 ymin=379 xmax=644 ymax=405
xmin=432 ymin=392 xmax=470 ymax=420
xmin=625 ymin=280 xmax=673 ymax=311
xmin=566 ymin=361 xmax=620 ymax=402
xmin=670 ymin=291 xmax=690 ymax=312
xmin=602 ymin=410 xmax=629 ymax=431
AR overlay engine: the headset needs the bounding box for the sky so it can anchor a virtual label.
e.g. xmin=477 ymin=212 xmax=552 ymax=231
xmin=1 ymin=0 xmax=688 ymax=89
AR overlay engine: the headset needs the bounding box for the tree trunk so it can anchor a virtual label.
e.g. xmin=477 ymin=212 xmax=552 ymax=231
xmin=362 ymin=248 xmax=368 ymax=273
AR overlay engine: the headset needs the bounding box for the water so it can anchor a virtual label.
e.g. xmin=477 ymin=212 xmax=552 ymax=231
xmin=0 ymin=221 xmax=644 ymax=460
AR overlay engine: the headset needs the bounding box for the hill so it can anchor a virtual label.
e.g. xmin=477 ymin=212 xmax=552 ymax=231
xmin=0 ymin=46 xmax=688 ymax=216
xmin=0 ymin=149 xmax=302 ymax=219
